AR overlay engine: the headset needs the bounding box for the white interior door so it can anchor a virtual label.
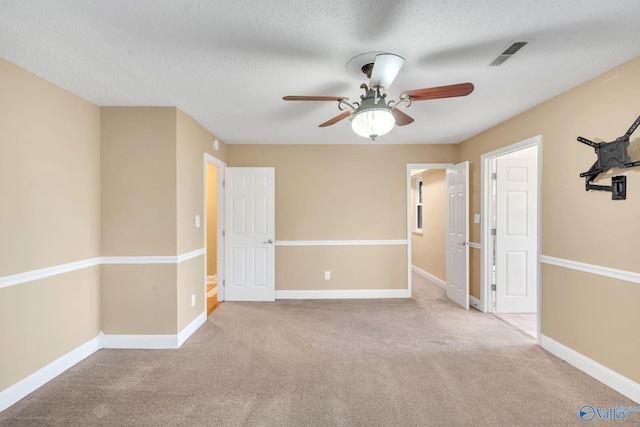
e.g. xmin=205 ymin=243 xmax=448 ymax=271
xmin=446 ymin=162 xmax=469 ymax=309
xmin=224 ymin=167 xmax=275 ymax=301
xmin=495 ymin=156 xmax=537 ymax=312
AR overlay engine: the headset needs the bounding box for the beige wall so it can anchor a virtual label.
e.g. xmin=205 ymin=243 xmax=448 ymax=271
xmin=0 ymin=59 xmax=101 ymax=391
xmin=177 ymin=109 xmax=222 ymax=255
xmin=99 ymin=107 xmax=179 ymax=334
xmin=177 ymin=256 xmax=205 ymax=331
xmin=100 ymin=107 xmax=178 ymax=256
xmin=0 ymin=59 xmax=101 ymax=275
xmin=542 ymin=265 xmax=640 ymax=382
xmin=469 ymin=249 xmax=481 ymax=299
xmin=101 ymin=264 xmax=177 ymax=334
xmin=0 ymin=268 xmax=100 ymax=391
xmin=277 ymin=245 xmax=407 ymax=290
xmin=100 ymin=107 xmax=227 ymax=335
xmin=228 ymin=145 xmax=456 ymax=240
xmin=206 ymin=163 xmax=218 ymax=277
xmin=411 ymin=169 xmax=447 ymax=281
xmin=176 ymin=109 xmax=225 ymax=329
xmin=228 ymin=144 xmax=456 ymax=290
xmin=458 ymin=55 xmax=640 ymax=382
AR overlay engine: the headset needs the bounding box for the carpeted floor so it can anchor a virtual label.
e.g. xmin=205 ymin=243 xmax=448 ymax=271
xmin=1 ymin=273 xmax=637 ymax=426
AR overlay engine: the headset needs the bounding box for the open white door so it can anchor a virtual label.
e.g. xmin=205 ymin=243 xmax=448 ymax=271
xmin=446 ymin=162 xmax=469 ymax=309
xmin=224 ymin=167 xmax=275 ymax=301
xmin=495 ymin=156 xmax=537 ymax=312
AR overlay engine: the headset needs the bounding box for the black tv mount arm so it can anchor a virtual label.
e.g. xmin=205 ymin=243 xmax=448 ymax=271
xmin=578 ymin=115 xmax=640 ymax=200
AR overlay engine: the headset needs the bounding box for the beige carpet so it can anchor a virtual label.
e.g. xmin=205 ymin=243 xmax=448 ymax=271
xmin=1 ymin=273 xmax=636 ymax=426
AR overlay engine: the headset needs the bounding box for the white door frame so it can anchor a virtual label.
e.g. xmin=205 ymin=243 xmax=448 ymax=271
xmin=204 ymin=153 xmax=226 ymax=305
xmin=480 ymin=135 xmax=543 ymax=341
xmin=406 ymin=163 xmax=453 ymax=297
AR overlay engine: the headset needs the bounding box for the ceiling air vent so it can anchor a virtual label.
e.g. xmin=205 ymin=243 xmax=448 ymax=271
xmin=489 ymin=41 xmax=528 ymax=66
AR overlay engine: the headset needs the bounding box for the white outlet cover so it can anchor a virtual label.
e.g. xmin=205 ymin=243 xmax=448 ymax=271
xmin=474 ymin=214 xmax=481 ymax=224
xmin=191 ymin=294 xmax=196 ymax=307
xmin=324 ymin=271 xmax=330 ymax=280
xmin=194 ymin=215 xmax=201 ymax=228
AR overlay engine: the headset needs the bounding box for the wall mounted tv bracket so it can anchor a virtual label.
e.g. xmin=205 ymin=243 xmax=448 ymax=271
xmin=578 ymin=115 xmax=640 ymax=200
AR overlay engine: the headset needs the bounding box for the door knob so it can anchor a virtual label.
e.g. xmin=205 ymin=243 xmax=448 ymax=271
xmin=264 ymin=239 xmax=274 ymax=244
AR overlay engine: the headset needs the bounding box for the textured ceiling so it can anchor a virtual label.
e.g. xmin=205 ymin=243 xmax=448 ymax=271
xmin=2 ymin=0 xmax=640 ymax=145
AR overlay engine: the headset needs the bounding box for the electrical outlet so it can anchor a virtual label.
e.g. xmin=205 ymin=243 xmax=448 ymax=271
xmin=191 ymin=294 xmax=195 ymax=307
xmin=324 ymin=271 xmax=330 ymax=280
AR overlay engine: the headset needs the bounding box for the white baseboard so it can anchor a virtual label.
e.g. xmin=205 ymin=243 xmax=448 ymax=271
xmin=100 ymin=312 xmax=207 ymax=350
xmin=0 ymin=336 xmax=100 ymax=412
xmin=177 ymin=312 xmax=206 ymax=347
xmin=276 ymin=289 xmax=410 ymax=299
xmin=100 ymin=332 xmax=178 ymax=349
xmin=1 ymin=315 xmax=210 ymax=413
xmin=540 ymin=334 xmax=640 ymax=404
xmin=469 ymin=296 xmax=482 ymax=311
xmin=411 ymin=265 xmax=446 ymax=290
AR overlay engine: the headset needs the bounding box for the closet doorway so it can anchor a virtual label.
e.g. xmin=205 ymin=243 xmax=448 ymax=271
xmin=205 ymin=154 xmax=226 ymax=316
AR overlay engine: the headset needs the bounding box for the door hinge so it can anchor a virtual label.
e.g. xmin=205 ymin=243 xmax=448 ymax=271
xmin=491 ymin=284 xmax=496 ymax=291
xmin=491 ymin=172 xmax=497 ymax=180
xmin=491 ymin=228 xmax=497 ymax=236
xmin=222 ymin=230 xmax=225 ymax=237
xmin=223 ymin=280 xmax=225 ymax=287
xmin=222 ymin=180 xmax=225 ymax=188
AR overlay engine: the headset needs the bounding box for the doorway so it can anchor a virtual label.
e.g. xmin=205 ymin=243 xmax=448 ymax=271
xmin=480 ymin=136 xmax=542 ymax=340
xmin=204 ymin=154 xmax=226 ymax=316
xmin=407 ymin=163 xmax=469 ymax=309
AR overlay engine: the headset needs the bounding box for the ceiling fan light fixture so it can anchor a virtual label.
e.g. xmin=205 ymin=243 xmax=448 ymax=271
xmin=286 ymin=53 xmax=474 ymax=140
xmin=351 ymin=107 xmax=395 ymax=140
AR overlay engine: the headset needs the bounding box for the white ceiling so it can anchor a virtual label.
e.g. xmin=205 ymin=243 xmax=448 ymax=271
xmin=2 ymin=1 xmax=640 ymax=145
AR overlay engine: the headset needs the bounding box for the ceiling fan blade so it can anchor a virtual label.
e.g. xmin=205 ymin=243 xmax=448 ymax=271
xmin=283 ymin=96 xmax=348 ymax=101
xmin=370 ymin=53 xmax=405 ymax=89
xmin=319 ymin=110 xmax=352 ymax=127
xmin=391 ymin=107 xmax=414 ymax=126
xmin=400 ymin=82 xmax=474 ymax=101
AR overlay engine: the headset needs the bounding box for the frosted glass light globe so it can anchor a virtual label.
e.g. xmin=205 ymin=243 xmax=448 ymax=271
xmin=351 ymin=108 xmax=395 ymax=140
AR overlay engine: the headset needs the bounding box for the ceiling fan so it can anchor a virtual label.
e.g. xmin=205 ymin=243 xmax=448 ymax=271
xmin=283 ymin=52 xmax=474 ymax=140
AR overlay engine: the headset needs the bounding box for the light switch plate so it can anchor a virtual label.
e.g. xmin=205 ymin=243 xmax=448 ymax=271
xmin=474 ymin=214 xmax=481 ymax=224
